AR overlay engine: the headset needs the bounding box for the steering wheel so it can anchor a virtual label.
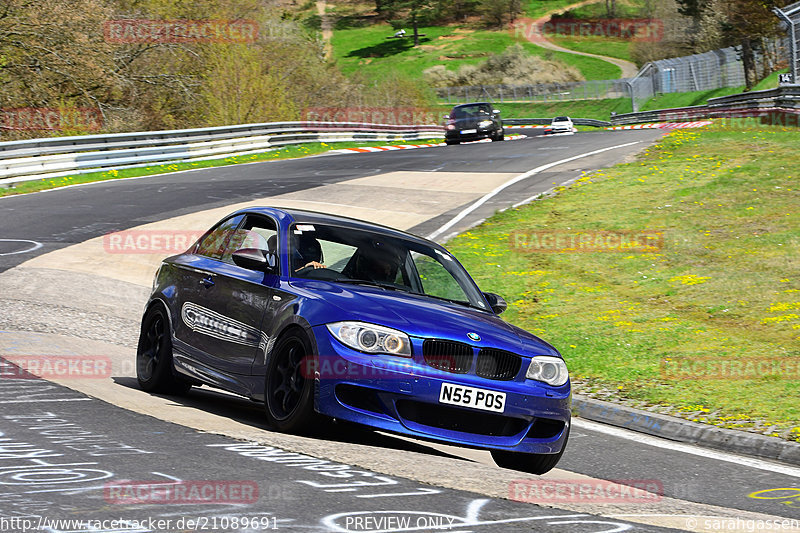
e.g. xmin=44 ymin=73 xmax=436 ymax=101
xmin=294 ymin=266 xmax=340 ymax=280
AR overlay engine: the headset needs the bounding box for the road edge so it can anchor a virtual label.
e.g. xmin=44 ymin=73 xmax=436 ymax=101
xmin=573 ymin=394 xmax=800 ymax=466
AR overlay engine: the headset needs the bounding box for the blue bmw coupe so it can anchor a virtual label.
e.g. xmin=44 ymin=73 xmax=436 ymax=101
xmin=137 ymin=207 xmax=570 ymax=474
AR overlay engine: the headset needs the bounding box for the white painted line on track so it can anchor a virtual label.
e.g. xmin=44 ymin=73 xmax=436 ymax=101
xmin=573 ymin=418 xmax=800 ymax=478
xmin=426 ymin=141 xmax=640 ymax=241
xmin=0 ymin=238 xmax=43 ymax=255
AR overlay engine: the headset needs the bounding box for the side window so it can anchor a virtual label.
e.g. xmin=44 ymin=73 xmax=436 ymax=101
xmin=221 ymin=215 xmax=278 ymax=266
xmin=195 ymin=215 xmax=245 ymax=260
xmin=320 ymin=240 xmax=357 ymax=273
xmin=412 ymin=252 xmax=469 ymax=303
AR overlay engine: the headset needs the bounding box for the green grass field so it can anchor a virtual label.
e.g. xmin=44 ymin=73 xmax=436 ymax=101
xmin=0 ymin=138 xmax=444 ymax=198
xmin=445 ymin=124 xmax=800 ymax=440
xmin=549 ymin=35 xmax=634 ymax=63
xmin=331 ymin=23 xmax=621 ymax=82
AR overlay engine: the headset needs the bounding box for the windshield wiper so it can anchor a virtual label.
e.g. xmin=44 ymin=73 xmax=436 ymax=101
xmin=413 ymin=293 xmax=485 ymax=311
xmin=334 ymin=278 xmax=412 ymax=292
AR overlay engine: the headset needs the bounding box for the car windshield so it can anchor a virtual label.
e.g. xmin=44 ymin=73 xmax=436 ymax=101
xmin=289 ymin=222 xmax=488 ymax=311
xmin=553 ymin=116 xmax=569 ymax=122
xmin=452 ymin=104 xmax=491 ymax=120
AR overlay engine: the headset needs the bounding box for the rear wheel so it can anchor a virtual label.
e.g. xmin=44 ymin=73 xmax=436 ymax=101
xmin=264 ymin=330 xmax=317 ymax=433
xmin=490 ymin=424 xmax=569 ymax=475
xmin=137 ymin=306 xmax=191 ymax=395
xmin=445 ymin=140 xmax=460 ymax=145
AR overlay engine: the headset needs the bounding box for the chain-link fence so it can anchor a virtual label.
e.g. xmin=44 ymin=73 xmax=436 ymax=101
xmin=629 ymin=38 xmax=788 ymax=111
xmin=774 ymin=2 xmax=800 ymax=84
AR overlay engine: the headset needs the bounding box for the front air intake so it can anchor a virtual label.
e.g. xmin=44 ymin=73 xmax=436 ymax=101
xmin=422 ymin=339 xmax=473 ymax=374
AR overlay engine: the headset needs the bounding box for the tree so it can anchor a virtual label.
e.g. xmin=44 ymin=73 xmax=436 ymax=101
xmin=719 ymin=0 xmax=788 ymax=90
xmin=386 ymin=0 xmax=435 ymax=46
xmin=479 ymin=0 xmax=522 ymax=28
xmin=605 ymin=0 xmax=617 ymax=18
xmin=677 ymin=0 xmax=790 ymax=90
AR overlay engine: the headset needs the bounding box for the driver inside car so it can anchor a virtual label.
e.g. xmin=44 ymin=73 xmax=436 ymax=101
xmin=292 ymin=233 xmax=325 ymax=272
xmin=350 ymin=244 xmax=402 ymax=284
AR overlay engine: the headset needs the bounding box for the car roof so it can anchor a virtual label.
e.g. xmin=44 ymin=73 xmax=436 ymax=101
xmin=452 ymin=102 xmax=492 ymax=108
xmin=230 ymin=206 xmax=443 ymax=249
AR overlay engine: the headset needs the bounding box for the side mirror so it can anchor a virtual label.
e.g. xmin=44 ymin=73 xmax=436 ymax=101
xmin=232 ymin=248 xmax=277 ymax=273
xmin=483 ymin=292 xmax=507 ymax=315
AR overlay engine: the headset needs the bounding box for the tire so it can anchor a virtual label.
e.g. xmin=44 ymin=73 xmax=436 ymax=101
xmin=264 ymin=330 xmax=317 ymax=433
xmin=136 ymin=305 xmax=191 ymax=395
xmin=490 ymin=424 xmax=569 ymax=475
xmin=445 ymin=140 xmax=460 ymax=145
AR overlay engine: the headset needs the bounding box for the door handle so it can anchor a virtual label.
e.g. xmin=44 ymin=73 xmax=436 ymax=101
xmin=199 ymin=276 xmax=215 ymax=288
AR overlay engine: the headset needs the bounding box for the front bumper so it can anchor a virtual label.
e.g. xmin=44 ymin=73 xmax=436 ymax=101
xmin=445 ymin=127 xmax=500 ymax=142
xmin=311 ymin=326 xmax=571 ymax=455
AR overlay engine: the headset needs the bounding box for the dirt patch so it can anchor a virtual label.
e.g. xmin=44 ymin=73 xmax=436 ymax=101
xmin=420 ymin=44 xmax=447 ymax=50
xmin=438 ymin=34 xmax=466 ymax=41
xmin=453 ymin=28 xmax=475 ymax=34
xmin=438 ymin=53 xmax=489 ymax=60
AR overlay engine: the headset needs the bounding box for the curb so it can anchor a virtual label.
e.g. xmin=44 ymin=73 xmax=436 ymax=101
xmin=606 ymin=121 xmax=713 ymax=130
xmin=329 ymin=135 xmax=526 ymax=154
xmin=572 ymin=395 xmax=800 ymax=466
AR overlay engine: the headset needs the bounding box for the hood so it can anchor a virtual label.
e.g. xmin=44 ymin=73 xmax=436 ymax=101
xmin=290 ymin=279 xmax=558 ymax=357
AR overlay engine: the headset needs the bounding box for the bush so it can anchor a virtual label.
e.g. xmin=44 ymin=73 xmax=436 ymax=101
xmin=423 ymin=44 xmax=583 ymax=87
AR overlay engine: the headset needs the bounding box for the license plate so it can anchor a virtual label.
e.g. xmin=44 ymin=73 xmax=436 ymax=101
xmin=439 ymin=383 xmax=506 ymax=412
xmin=460 ymin=129 xmax=477 ymax=134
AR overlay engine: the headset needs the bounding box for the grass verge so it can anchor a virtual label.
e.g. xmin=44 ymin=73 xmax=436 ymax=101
xmin=446 ymin=123 xmax=800 ymax=440
xmin=331 ymin=23 xmax=621 ymax=82
xmin=0 ymin=139 xmax=443 ymax=198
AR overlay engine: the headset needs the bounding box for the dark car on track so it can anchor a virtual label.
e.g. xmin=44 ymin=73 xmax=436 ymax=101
xmin=137 ymin=207 xmax=570 ymax=474
xmin=445 ymin=102 xmax=504 ymax=145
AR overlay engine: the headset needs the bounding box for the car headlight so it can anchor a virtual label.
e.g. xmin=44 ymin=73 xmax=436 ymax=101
xmin=478 ymin=120 xmax=493 ymax=128
xmin=526 ymin=356 xmax=569 ymax=386
xmin=327 ymin=321 xmax=411 ymax=357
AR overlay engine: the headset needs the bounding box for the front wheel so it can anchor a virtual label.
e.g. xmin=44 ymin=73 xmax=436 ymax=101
xmin=490 ymin=424 xmax=569 ymax=475
xmin=137 ymin=306 xmax=191 ymax=395
xmin=264 ymin=330 xmax=317 ymax=433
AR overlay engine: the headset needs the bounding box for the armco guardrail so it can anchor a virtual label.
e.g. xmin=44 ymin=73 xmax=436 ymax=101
xmin=612 ymin=86 xmax=800 ymax=125
xmin=504 ymin=118 xmax=612 ymax=127
xmin=0 ymin=121 xmax=444 ymax=185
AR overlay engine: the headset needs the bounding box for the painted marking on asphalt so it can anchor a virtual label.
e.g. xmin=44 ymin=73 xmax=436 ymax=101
xmin=328 ymin=135 xmax=527 ymax=154
xmin=0 ymin=398 xmax=92 ymax=403
xmin=321 ymin=500 xmax=632 ymax=533
xmin=573 ymin=418 xmax=800 ymax=478
xmin=426 ymin=141 xmax=641 ymax=241
xmin=0 ymin=239 xmax=43 ymax=256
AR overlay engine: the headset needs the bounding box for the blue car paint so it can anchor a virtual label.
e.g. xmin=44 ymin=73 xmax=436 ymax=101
xmin=147 ymin=207 xmax=570 ymax=456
